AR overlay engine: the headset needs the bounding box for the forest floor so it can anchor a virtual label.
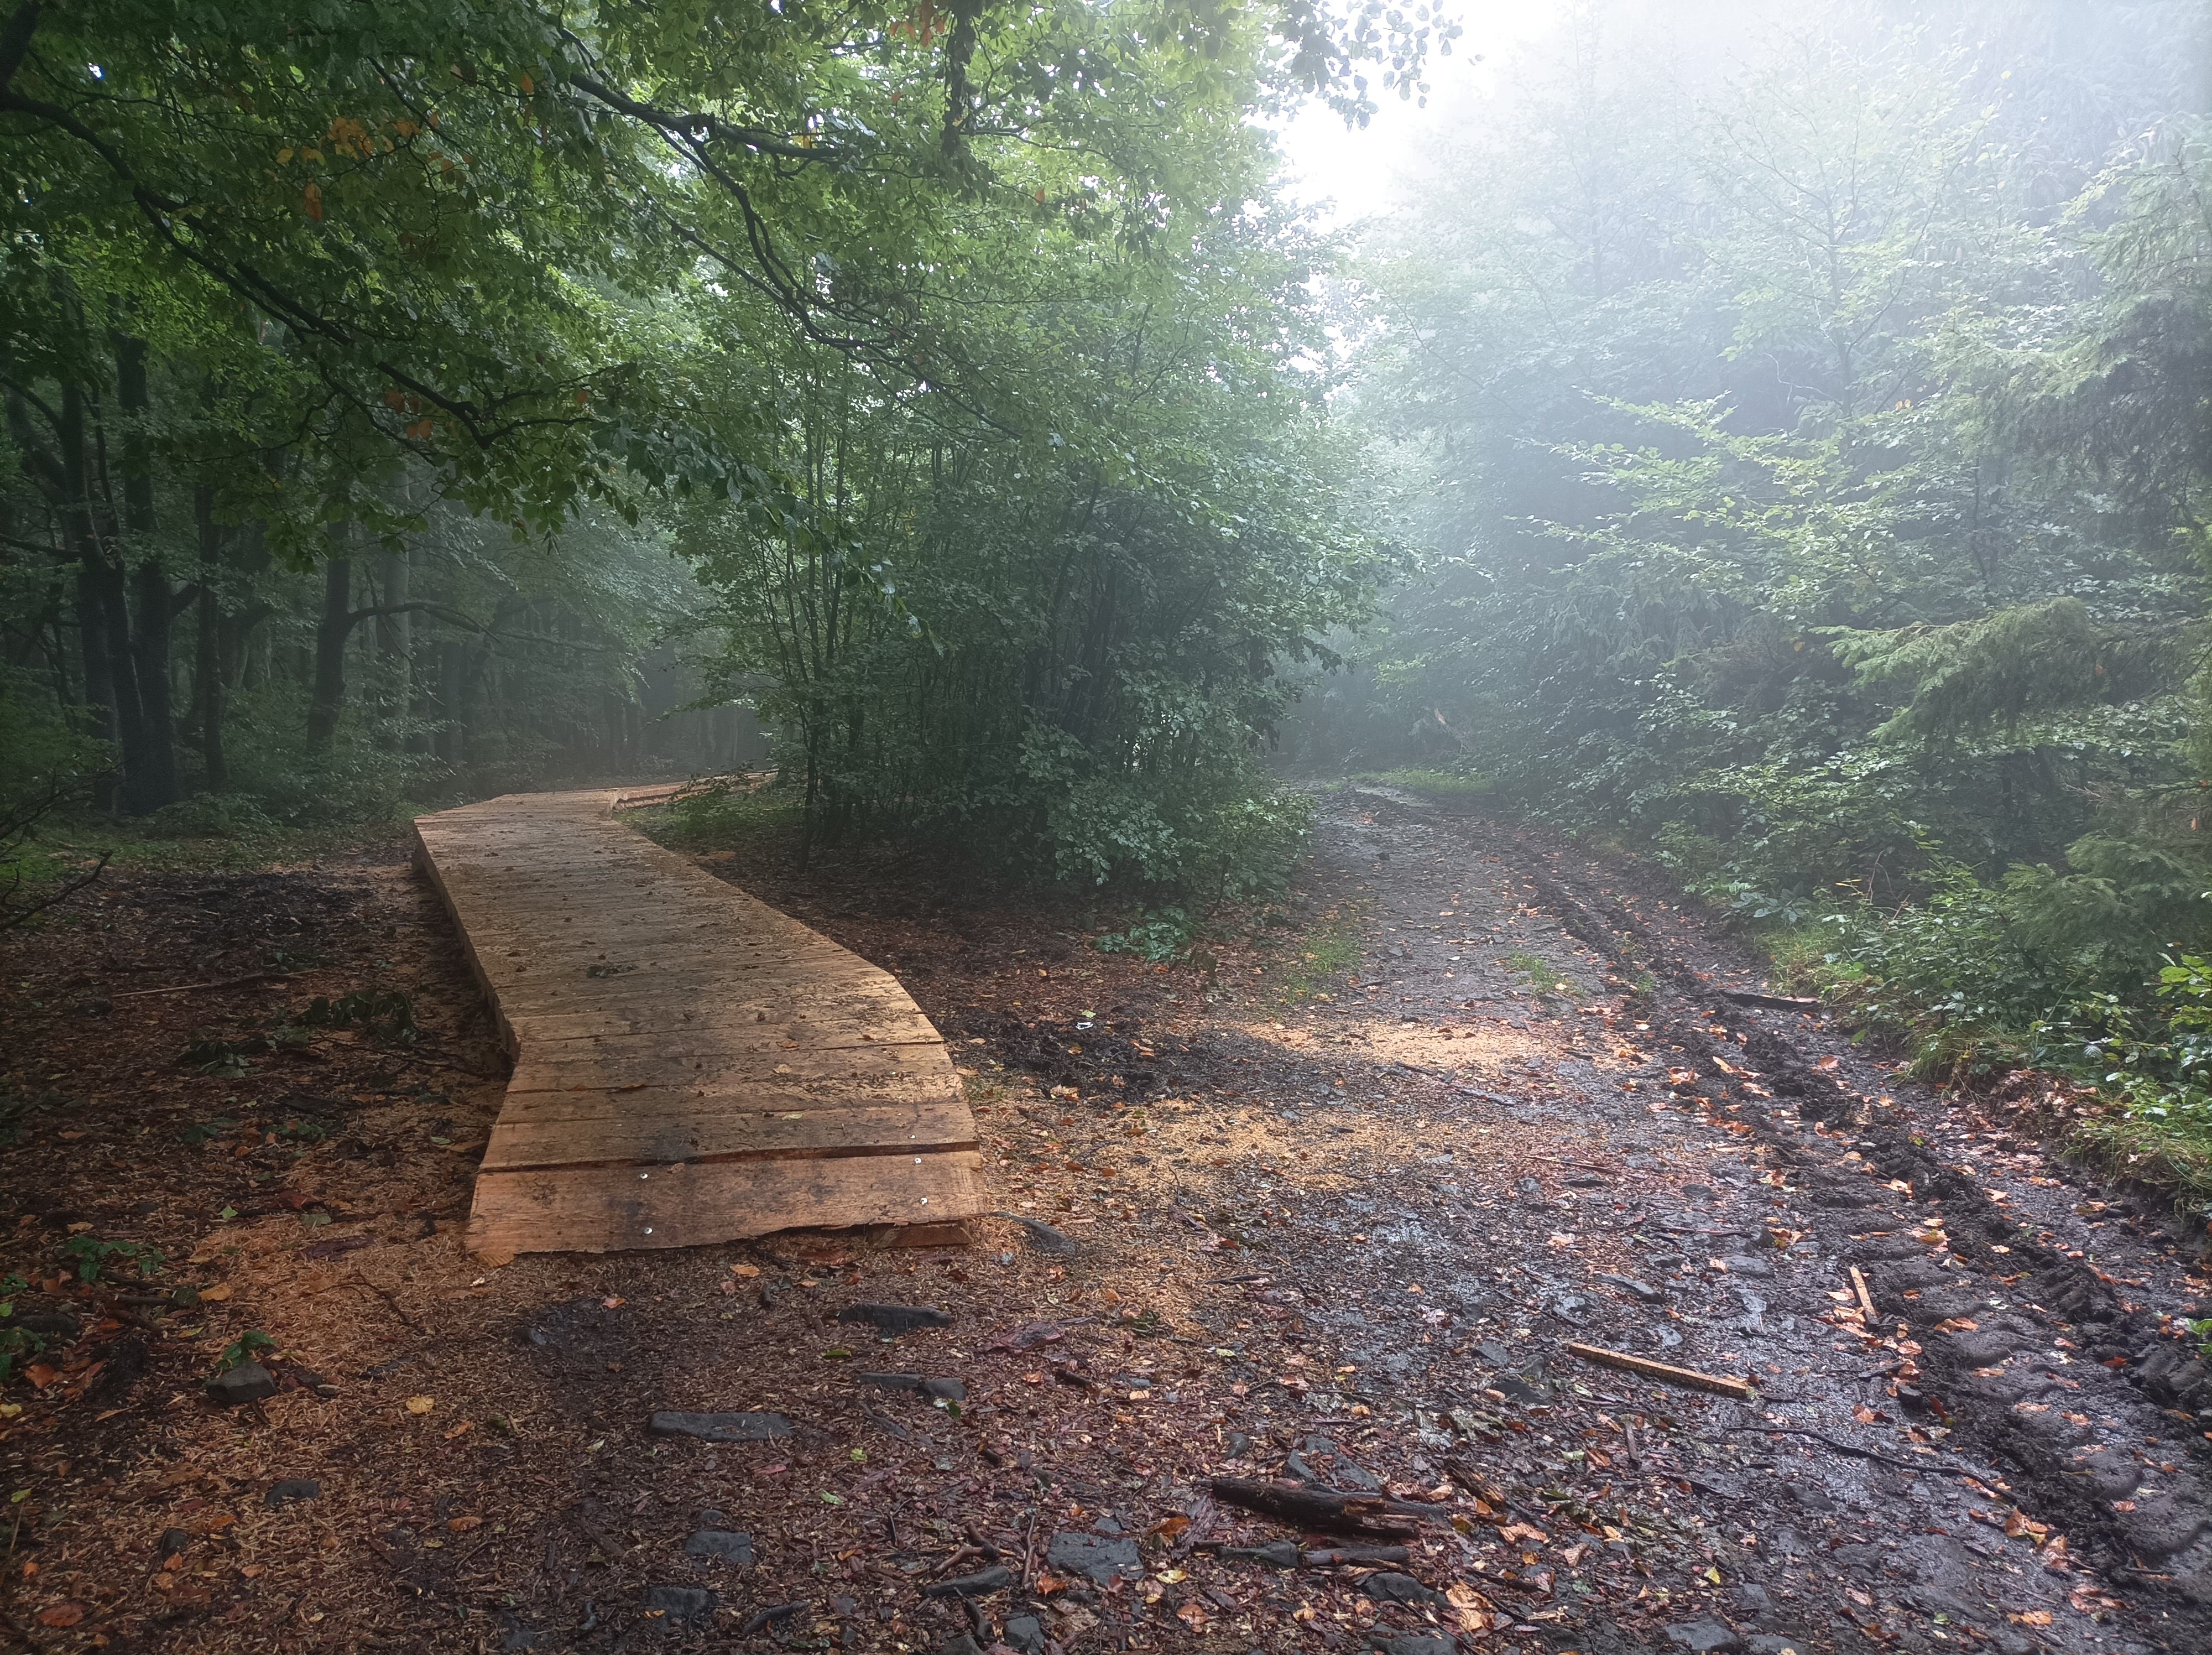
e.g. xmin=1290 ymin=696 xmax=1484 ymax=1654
xmin=1 ymin=788 xmax=2209 ymax=1655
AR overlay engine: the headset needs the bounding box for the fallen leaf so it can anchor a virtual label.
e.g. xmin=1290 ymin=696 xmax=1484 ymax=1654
xmin=2010 ymin=1610 xmax=2053 ymax=1627
xmin=404 ymin=1395 xmax=436 ymax=1414
xmin=730 ymin=1263 xmax=761 ymax=1279
xmin=447 ymin=1515 xmax=482 ymax=1532
xmin=197 ymin=1284 xmax=233 ymax=1302
xmin=24 ymin=1363 xmax=59 ymax=1388
xmin=474 ymin=1248 xmax=515 ymax=1268
xmin=37 ymin=1603 xmax=87 ymax=1628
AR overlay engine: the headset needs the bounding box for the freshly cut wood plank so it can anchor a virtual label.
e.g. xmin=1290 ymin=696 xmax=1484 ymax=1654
xmin=411 ymin=788 xmax=982 ymax=1256
xmin=467 ymin=1148 xmax=985 ymax=1253
xmin=509 ymin=1039 xmax=953 ymax=1094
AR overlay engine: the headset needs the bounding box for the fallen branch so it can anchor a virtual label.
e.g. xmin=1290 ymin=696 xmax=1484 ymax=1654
xmin=1564 ymin=1343 xmax=1756 ymax=1399
xmin=1301 ymin=1545 xmax=1411 ymax=1567
xmin=1849 ymin=1265 xmax=1878 ymax=1321
xmin=1205 ymin=1479 xmax=1426 ymax=1539
xmin=112 ymin=970 xmax=282 ymax=1000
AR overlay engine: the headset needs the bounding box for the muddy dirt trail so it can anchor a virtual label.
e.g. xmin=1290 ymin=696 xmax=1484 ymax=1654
xmin=4 ymin=792 xmax=2210 ymax=1655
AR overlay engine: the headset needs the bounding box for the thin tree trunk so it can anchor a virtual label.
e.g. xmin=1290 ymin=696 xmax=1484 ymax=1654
xmin=115 ymin=335 xmax=178 ymax=811
xmin=192 ymin=483 xmax=228 ymax=792
xmin=375 ymin=548 xmax=410 ymax=748
xmin=306 ymin=545 xmax=352 ymax=749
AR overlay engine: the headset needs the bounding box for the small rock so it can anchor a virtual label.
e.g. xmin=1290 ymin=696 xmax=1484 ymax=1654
xmin=924 ymin=1565 xmax=1015 ymax=1597
xmin=1369 ymin=1636 xmax=1457 ymax=1655
xmin=937 ymin=1637 xmax=985 ymax=1655
xmin=684 ymin=1529 xmax=754 ymax=1565
xmin=1227 ymin=1432 xmax=1253 ymax=1457
xmin=1014 ymin=1217 xmax=1081 ymax=1256
xmin=1364 ymin=1573 xmax=1443 ymax=1607
xmin=14 ymin=1311 xmax=80 ymax=1340
xmin=1599 ymin=1272 xmax=1665 ymax=1303
xmin=1746 ymin=1638 xmax=1803 ymax=1655
xmin=1720 ymin=1256 xmax=1774 ymax=1278
xmin=1223 ymin=1540 xmax=1301 ymax=1568
xmin=206 ymin=1361 xmax=278 ymax=1406
xmin=1003 ymin=1613 xmax=1046 ymax=1653
xmin=1046 ymin=1531 xmax=1143 ymax=1583
xmin=646 ymin=1409 xmax=792 ymax=1441
xmin=265 ymin=1478 xmax=320 ymax=1506
xmin=695 ymin=1507 xmax=729 ymax=1528
xmin=1492 ymin=1375 xmax=1549 ymax=1407
xmin=1476 ymin=1340 xmax=1512 ymax=1366
xmin=156 ymin=1527 xmax=190 ymax=1558
xmin=641 ymin=1584 xmax=717 ymax=1623
xmin=837 ymin=1303 xmax=952 ymax=1334
xmin=1663 ymin=1620 xmax=1743 ymax=1654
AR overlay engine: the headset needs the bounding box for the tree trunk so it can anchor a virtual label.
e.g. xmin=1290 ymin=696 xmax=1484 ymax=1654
xmin=375 ymin=548 xmax=410 ymax=747
xmin=192 ymin=484 xmax=228 ymax=792
xmin=114 ymin=335 xmax=179 ymax=813
xmin=306 ymin=545 xmax=352 ymax=750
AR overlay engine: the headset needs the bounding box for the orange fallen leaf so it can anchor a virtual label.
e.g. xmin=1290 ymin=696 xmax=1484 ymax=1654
xmin=199 ymin=1284 xmax=233 ymax=1302
xmin=404 ymin=1395 xmax=435 ymax=1415
xmin=447 ymin=1515 xmax=483 ymax=1532
xmin=24 ymin=1363 xmax=59 ymax=1388
xmin=729 ymin=1263 xmax=761 ymax=1279
xmin=37 ymin=1602 xmax=87 ymax=1628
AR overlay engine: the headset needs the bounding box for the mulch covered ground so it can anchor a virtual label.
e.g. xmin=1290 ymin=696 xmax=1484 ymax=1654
xmin=2 ymin=791 xmax=2209 ymax=1655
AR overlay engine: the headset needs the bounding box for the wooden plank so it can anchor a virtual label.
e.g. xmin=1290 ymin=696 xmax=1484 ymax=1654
xmin=410 ymin=788 xmax=982 ymax=1257
xmin=467 ymin=1149 xmax=985 ymax=1253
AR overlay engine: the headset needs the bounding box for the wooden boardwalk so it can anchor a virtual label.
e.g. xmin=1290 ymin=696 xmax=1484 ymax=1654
xmin=412 ymin=790 xmax=982 ymax=1255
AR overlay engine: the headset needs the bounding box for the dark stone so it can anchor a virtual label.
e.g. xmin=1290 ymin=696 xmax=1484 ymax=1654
xmin=1663 ymin=1620 xmax=1743 ymax=1654
xmin=1599 ymin=1273 xmax=1665 ymax=1303
xmin=206 ymin=1361 xmax=278 ymax=1406
xmin=857 ymin=1372 xmax=966 ymax=1402
xmin=1364 ymin=1573 xmax=1443 ymax=1607
xmin=265 ymin=1478 xmax=320 ymax=1506
xmin=938 ymin=1637 xmax=985 ymax=1655
xmin=1015 ymin=1218 xmax=1081 ymax=1256
xmin=1746 ymin=1638 xmax=1806 ymax=1655
xmin=924 ymin=1565 xmax=1015 ymax=1597
xmin=1003 ymin=1613 xmax=1046 ymax=1653
xmin=1477 ymin=1340 xmax=1512 ymax=1366
xmin=646 ymin=1409 xmax=792 ymax=1441
xmin=684 ymin=1529 xmax=755 ymax=1565
xmin=830 ymin=1595 xmax=857 ymax=1616
xmin=1046 ymin=1531 xmax=1143 ymax=1583
xmin=1492 ymin=1375 xmax=1549 ymax=1407
xmin=157 ymin=1527 xmax=190 ymax=1557
xmin=14 ymin=1312 xmax=80 ymax=1340
xmin=1369 ymin=1636 xmax=1457 ymax=1655
xmin=837 ymin=1303 xmax=952 ymax=1334
xmin=738 ymin=1602 xmax=803 ymax=1636
xmin=1227 ymin=1432 xmax=1253 ymax=1457
xmin=695 ymin=1507 xmax=730 ymax=1528
xmin=1720 ymin=1256 xmax=1774 ymax=1279
xmin=1223 ymin=1540 xmax=1301 ymax=1568
xmin=642 ymin=1584 xmax=718 ymax=1623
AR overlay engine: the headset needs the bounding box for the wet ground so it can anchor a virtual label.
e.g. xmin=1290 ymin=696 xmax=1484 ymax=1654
xmin=2 ymin=790 xmax=2208 ymax=1655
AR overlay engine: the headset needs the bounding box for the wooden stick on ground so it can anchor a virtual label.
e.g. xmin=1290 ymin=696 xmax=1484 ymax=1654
xmin=1564 ymin=1342 xmax=1756 ymax=1400
xmin=112 ymin=971 xmax=283 ymax=1000
xmin=1849 ymin=1265 xmax=1878 ymax=1322
xmin=1204 ymin=1479 xmax=1424 ymax=1539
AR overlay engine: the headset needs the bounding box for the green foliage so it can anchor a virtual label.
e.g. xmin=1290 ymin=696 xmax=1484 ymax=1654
xmin=1093 ymin=909 xmax=1198 ymax=964
xmin=62 ymin=1235 xmax=165 ymax=1284
xmin=216 ymin=1331 xmax=279 ymax=1373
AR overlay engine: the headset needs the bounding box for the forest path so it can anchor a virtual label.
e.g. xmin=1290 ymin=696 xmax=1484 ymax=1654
xmin=1262 ymin=783 xmax=2212 ymax=1654
xmin=411 ymin=789 xmax=982 ymax=1254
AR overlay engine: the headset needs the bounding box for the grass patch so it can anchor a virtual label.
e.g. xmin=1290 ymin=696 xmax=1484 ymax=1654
xmin=2069 ymin=1111 xmax=2212 ymax=1207
xmin=1277 ymin=918 xmax=1363 ymax=1002
xmin=1505 ymin=950 xmax=1579 ymax=1000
